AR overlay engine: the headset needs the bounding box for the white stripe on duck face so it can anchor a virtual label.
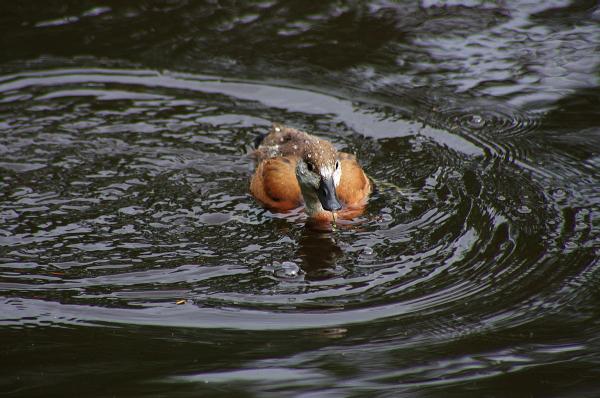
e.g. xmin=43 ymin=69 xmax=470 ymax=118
xmin=320 ymin=164 xmax=342 ymax=187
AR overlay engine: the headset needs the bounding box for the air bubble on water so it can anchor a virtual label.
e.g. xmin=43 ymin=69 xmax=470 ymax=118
xmin=379 ymin=213 xmax=393 ymax=222
xmin=469 ymin=114 xmax=485 ymax=128
xmin=517 ymin=205 xmax=531 ymax=214
xmin=565 ymin=241 xmax=578 ymax=251
xmin=552 ymin=189 xmax=567 ymax=200
xmin=462 ymin=113 xmax=486 ymax=129
xmin=274 ymin=261 xmax=302 ymax=279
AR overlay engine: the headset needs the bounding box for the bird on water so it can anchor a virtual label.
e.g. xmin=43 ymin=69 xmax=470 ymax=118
xmin=250 ymin=124 xmax=371 ymax=224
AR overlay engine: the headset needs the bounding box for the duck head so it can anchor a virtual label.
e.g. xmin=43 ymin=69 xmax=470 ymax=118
xmin=295 ymin=138 xmax=342 ymax=216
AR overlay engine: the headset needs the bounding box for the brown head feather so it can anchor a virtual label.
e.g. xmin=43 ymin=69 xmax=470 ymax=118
xmin=254 ymin=124 xmax=339 ymax=169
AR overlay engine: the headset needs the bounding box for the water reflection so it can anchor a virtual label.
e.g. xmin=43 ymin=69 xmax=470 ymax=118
xmin=297 ymin=228 xmax=343 ymax=278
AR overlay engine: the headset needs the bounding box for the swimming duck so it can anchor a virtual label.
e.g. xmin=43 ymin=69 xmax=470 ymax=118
xmin=250 ymin=124 xmax=371 ymax=222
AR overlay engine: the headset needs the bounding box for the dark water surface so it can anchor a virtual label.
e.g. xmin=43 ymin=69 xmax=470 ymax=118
xmin=2 ymin=1 xmax=600 ymax=397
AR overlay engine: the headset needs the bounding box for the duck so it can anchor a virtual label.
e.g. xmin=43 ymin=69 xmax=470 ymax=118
xmin=250 ymin=124 xmax=371 ymax=223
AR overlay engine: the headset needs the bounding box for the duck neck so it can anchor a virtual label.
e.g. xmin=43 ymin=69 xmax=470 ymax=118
xmin=299 ymin=185 xmax=325 ymax=217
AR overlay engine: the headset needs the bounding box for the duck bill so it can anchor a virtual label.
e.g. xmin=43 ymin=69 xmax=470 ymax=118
xmin=317 ymin=176 xmax=342 ymax=212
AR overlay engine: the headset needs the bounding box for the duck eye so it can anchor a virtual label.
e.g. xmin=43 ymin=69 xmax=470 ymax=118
xmin=335 ymin=161 xmax=340 ymax=170
xmin=306 ymin=162 xmax=315 ymax=172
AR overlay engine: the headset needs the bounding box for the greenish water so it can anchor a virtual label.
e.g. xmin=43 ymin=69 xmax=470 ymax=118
xmin=1 ymin=1 xmax=600 ymax=397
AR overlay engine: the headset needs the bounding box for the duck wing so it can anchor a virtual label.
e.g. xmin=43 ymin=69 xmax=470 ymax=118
xmin=250 ymin=156 xmax=302 ymax=211
xmin=336 ymin=152 xmax=371 ymax=208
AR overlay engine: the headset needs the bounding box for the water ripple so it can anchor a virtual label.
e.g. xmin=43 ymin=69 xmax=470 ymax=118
xmin=1 ymin=67 xmax=599 ymax=395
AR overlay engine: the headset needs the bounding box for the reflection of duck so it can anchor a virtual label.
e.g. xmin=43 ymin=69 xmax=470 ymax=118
xmin=298 ymin=228 xmax=343 ymax=278
xmin=250 ymin=124 xmax=371 ymax=223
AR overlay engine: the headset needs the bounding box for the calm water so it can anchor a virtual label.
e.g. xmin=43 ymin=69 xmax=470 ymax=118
xmin=2 ymin=1 xmax=600 ymax=397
